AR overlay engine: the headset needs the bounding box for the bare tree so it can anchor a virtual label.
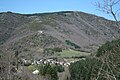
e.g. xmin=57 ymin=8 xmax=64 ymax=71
xmin=94 ymin=0 xmax=120 ymax=27
xmin=94 ymin=1 xmax=120 ymax=79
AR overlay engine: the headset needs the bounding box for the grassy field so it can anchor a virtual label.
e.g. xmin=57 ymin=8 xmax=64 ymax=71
xmin=59 ymin=49 xmax=90 ymax=58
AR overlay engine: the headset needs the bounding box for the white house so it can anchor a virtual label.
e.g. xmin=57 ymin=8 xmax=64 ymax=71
xmin=38 ymin=30 xmax=43 ymax=34
xmin=32 ymin=70 xmax=39 ymax=74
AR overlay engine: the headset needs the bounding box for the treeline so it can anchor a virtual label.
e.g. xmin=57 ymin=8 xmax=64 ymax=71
xmin=65 ymin=40 xmax=80 ymax=49
xmin=69 ymin=39 xmax=120 ymax=80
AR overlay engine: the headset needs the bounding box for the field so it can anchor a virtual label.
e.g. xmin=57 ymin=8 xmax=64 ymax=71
xmin=59 ymin=49 xmax=90 ymax=58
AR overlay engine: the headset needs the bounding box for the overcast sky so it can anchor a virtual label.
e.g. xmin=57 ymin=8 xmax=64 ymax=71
xmin=0 ymin=0 xmax=118 ymax=20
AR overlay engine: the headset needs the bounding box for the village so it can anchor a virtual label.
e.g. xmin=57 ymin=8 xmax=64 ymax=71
xmin=21 ymin=58 xmax=81 ymax=75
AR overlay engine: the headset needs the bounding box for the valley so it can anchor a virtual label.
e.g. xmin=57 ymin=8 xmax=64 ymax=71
xmin=0 ymin=11 xmax=120 ymax=80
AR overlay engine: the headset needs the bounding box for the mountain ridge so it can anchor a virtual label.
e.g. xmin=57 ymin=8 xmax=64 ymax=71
xmin=0 ymin=11 xmax=114 ymax=21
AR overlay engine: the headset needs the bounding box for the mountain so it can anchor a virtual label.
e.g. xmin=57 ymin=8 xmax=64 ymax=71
xmin=0 ymin=11 xmax=120 ymax=58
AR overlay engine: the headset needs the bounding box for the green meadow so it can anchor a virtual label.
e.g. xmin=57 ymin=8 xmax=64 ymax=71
xmin=59 ymin=49 xmax=90 ymax=58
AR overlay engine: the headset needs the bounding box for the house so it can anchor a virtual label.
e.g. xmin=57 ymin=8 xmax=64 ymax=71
xmin=38 ymin=30 xmax=43 ymax=34
xmin=32 ymin=70 xmax=39 ymax=74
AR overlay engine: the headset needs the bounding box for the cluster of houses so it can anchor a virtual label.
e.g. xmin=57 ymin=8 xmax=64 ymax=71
xmin=35 ymin=59 xmax=72 ymax=67
xmin=21 ymin=58 xmax=80 ymax=74
xmin=22 ymin=58 xmax=74 ymax=67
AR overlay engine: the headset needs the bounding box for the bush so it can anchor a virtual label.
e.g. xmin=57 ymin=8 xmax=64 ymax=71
xmin=28 ymin=65 xmax=36 ymax=71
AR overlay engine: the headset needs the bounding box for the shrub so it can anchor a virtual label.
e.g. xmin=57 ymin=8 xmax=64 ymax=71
xmin=28 ymin=65 xmax=36 ymax=71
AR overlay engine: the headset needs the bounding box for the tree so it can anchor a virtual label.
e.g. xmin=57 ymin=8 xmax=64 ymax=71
xmin=56 ymin=65 xmax=64 ymax=73
xmin=94 ymin=1 xmax=120 ymax=77
xmin=69 ymin=58 xmax=102 ymax=80
xmin=69 ymin=39 xmax=120 ymax=80
xmin=96 ymin=39 xmax=120 ymax=80
xmin=94 ymin=0 xmax=120 ymax=27
xmin=38 ymin=64 xmax=58 ymax=80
